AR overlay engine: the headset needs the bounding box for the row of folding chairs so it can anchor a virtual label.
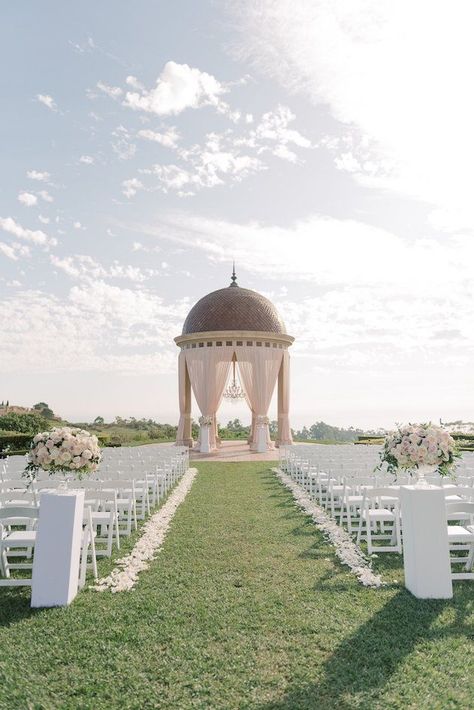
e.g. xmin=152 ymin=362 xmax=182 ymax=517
xmin=0 ymin=445 xmax=189 ymax=587
xmin=279 ymin=445 xmax=474 ymax=580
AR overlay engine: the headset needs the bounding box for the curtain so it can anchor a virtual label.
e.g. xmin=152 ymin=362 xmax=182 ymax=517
xmin=278 ymin=349 xmax=293 ymax=445
xmin=185 ymin=347 xmax=234 ymax=450
xmin=236 ymin=346 xmax=283 ymax=449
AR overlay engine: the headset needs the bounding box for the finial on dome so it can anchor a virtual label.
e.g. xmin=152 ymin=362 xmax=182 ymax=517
xmin=230 ymin=261 xmax=238 ymax=287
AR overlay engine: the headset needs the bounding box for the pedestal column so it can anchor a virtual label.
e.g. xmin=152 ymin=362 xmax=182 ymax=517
xmin=400 ymin=485 xmax=453 ymax=599
xmin=31 ymin=490 xmax=85 ymax=608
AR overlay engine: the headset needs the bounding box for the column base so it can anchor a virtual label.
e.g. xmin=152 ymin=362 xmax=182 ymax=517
xmin=175 ymin=438 xmax=194 ymax=448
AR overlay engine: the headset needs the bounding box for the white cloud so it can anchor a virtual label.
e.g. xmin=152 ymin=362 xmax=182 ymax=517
xmin=38 ymin=190 xmax=54 ymax=203
xmin=96 ymin=80 xmax=123 ymax=99
xmin=125 ymin=75 xmax=144 ymax=90
xmin=0 ymin=284 xmax=189 ymax=375
xmin=79 ymin=155 xmax=95 ymax=165
xmin=37 ymin=94 xmax=58 ymax=111
xmin=0 ymin=216 xmax=56 ymax=247
xmin=0 ymin=242 xmax=30 ymax=261
xmin=18 ymin=192 xmax=38 ymax=207
xmin=38 ymin=215 xmax=50 ymax=224
xmin=123 ymin=61 xmax=227 ymax=116
xmin=111 ymin=125 xmax=136 ymax=160
xmin=122 ymin=178 xmax=144 ymax=198
xmin=27 ymin=170 xmax=50 ymax=182
xmin=50 ymin=254 xmax=156 ymax=283
xmin=231 ymin=0 xmax=474 ymax=232
xmin=73 ymin=221 xmax=83 ymax=229
xmin=137 ymin=127 xmax=180 ymax=148
xmin=134 ymin=212 xmax=474 ymax=380
xmin=127 ymin=106 xmax=311 ymax=196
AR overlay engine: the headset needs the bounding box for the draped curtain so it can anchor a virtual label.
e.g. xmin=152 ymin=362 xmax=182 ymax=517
xmin=236 ymin=346 xmax=283 ymax=449
xmin=185 ymin=347 xmax=234 ymax=450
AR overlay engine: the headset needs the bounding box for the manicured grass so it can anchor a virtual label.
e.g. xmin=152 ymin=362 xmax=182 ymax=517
xmin=0 ymin=463 xmax=473 ymax=709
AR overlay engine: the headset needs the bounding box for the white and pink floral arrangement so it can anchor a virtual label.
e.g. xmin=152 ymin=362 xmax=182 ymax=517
xmin=25 ymin=426 xmax=101 ymax=479
xmin=379 ymin=423 xmax=459 ymax=477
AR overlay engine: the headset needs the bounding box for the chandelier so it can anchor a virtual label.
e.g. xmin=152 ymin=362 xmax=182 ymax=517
xmin=223 ymin=360 xmax=246 ymax=401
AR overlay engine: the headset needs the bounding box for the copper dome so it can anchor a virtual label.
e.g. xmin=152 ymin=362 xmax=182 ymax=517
xmin=182 ymin=281 xmax=286 ymax=335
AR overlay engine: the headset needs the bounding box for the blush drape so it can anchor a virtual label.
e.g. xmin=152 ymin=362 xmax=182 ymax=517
xmin=185 ymin=347 xmax=234 ymax=450
xmin=236 ymin=346 xmax=283 ymax=449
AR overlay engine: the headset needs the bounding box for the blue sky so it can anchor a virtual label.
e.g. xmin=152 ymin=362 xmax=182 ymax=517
xmin=1 ymin=1 xmax=473 ymax=428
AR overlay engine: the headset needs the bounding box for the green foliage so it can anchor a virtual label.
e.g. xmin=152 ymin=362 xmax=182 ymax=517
xmin=295 ymin=421 xmax=364 ymax=442
xmin=32 ymin=402 xmax=55 ymax=419
xmin=0 ymin=432 xmax=33 ymax=453
xmin=218 ymin=418 xmax=250 ymax=440
xmin=0 ymin=411 xmax=51 ymax=435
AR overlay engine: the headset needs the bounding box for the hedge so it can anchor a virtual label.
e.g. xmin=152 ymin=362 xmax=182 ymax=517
xmin=0 ymin=433 xmax=33 ymax=453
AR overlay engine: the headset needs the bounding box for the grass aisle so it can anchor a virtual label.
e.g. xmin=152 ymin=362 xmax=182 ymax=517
xmin=0 ymin=463 xmax=473 ymax=709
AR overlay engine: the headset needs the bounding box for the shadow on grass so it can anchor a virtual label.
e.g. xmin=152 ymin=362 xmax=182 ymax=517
xmin=0 ymin=588 xmax=38 ymax=627
xmin=256 ymin=590 xmax=471 ymax=710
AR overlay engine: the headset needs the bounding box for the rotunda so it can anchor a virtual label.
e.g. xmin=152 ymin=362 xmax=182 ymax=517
xmin=174 ymin=267 xmax=294 ymax=453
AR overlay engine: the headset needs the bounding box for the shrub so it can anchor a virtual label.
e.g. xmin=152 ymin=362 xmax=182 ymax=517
xmin=0 ymin=432 xmax=33 ymax=453
xmin=0 ymin=412 xmax=51 ymax=435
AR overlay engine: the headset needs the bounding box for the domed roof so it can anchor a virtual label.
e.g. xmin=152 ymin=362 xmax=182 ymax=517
xmin=182 ymin=270 xmax=286 ymax=335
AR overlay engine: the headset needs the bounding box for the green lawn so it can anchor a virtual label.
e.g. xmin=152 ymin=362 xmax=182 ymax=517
xmin=0 ymin=463 xmax=473 ymax=709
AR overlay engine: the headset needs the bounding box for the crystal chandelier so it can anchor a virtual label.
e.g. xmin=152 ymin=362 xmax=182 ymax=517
xmin=223 ymin=360 xmax=246 ymax=401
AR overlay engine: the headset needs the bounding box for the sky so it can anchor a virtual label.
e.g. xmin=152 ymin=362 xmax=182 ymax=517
xmin=0 ymin=1 xmax=473 ymax=430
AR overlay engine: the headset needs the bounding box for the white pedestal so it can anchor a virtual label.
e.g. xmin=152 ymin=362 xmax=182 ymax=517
xmin=257 ymin=426 xmax=267 ymax=453
xmin=31 ymin=490 xmax=85 ymax=608
xmin=200 ymin=425 xmax=210 ymax=453
xmin=400 ymin=485 xmax=452 ymax=599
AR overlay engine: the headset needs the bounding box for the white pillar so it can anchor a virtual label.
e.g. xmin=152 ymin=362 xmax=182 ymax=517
xmin=400 ymin=485 xmax=453 ymax=599
xmin=31 ymin=490 xmax=85 ymax=608
xmin=256 ymin=424 xmax=267 ymax=453
xmin=200 ymin=424 xmax=211 ymax=453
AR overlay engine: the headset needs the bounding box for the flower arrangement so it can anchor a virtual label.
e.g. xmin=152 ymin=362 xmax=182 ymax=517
xmin=199 ymin=415 xmax=213 ymax=427
xmin=378 ymin=423 xmax=459 ymax=477
xmin=25 ymin=426 xmax=101 ymax=480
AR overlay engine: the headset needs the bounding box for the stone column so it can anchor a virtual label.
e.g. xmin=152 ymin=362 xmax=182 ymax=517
xmin=276 ymin=350 xmax=293 ymax=447
xmin=176 ymin=352 xmax=193 ymax=448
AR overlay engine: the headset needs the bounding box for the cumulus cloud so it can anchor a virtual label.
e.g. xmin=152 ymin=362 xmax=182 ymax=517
xmin=124 ymin=106 xmax=311 ymax=197
xmin=18 ymin=192 xmax=38 ymax=207
xmin=36 ymin=94 xmax=58 ymax=111
xmin=38 ymin=190 xmax=54 ymax=203
xmin=137 ymin=127 xmax=180 ymax=148
xmin=123 ymin=61 xmax=227 ymax=116
xmin=79 ymin=154 xmax=95 ymax=165
xmin=0 ymin=216 xmax=56 ymax=247
xmin=134 ymin=212 xmax=474 ymax=370
xmin=0 ymin=284 xmax=189 ymax=375
xmin=27 ymin=170 xmax=50 ymax=182
xmin=96 ymin=80 xmax=123 ymax=99
xmin=50 ymin=253 xmax=157 ymax=283
xmin=0 ymin=242 xmax=30 ymax=261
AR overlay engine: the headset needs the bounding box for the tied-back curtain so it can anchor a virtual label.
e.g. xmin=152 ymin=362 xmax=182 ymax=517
xmin=176 ymin=350 xmax=187 ymax=442
xmin=185 ymin=347 xmax=234 ymax=449
xmin=236 ymin=347 xmax=283 ymax=447
xmin=278 ymin=349 xmax=293 ymax=444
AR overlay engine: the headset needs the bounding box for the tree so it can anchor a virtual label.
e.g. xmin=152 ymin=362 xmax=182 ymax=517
xmin=93 ymin=416 xmax=105 ymax=425
xmin=0 ymin=412 xmax=51 ymax=434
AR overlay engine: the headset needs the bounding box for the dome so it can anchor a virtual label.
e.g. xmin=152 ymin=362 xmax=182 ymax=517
xmin=182 ymin=271 xmax=286 ymax=335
